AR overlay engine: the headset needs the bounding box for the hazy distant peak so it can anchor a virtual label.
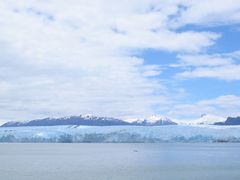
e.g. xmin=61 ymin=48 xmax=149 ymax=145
xmin=147 ymin=115 xmax=171 ymax=122
xmin=190 ymin=114 xmax=226 ymax=125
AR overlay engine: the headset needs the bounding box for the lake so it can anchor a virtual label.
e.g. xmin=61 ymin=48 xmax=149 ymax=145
xmin=0 ymin=143 xmax=240 ymax=180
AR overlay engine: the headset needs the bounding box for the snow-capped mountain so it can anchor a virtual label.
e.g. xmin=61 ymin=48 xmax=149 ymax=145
xmin=1 ymin=114 xmax=177 ymax=127
xmin=2 ymin=114 xmax=239 ymax=128
xmin=131 ymin=115 xmax=177 ymax=126
xmin=181 ymin=114 xmax=226 ymax=125
xmin=1 ymin=115 xmax=130 ymax=127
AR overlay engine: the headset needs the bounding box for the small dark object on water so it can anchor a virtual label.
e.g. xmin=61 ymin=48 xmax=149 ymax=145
xmin=133 ymin=149 xmax=138 ymax=152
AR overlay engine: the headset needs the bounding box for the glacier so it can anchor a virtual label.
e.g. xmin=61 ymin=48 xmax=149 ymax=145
xmin=1 ymin=125 xmax=240 ymax=143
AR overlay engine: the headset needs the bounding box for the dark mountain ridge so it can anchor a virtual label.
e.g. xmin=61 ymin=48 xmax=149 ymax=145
xmin=1 ymin=115 xmax=177 ymax=127
xmin=214 ymin=117 xmax=240 ymax=125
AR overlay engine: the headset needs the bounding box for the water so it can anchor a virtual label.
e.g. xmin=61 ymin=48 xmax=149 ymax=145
xmin=0 ymin=143 xmax=240 ymax=180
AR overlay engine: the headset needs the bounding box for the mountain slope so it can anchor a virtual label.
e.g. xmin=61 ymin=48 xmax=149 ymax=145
xmin=182 ymin=114 xmax=226 ymax=125
xmin=214 ymin=117 xmax=240 ymax=125
xmin=1 ymin=115 xmax=177 ymax=127
xmin=1 ymin=115 xmax=130 ymax=127
xmin=131 ymin=115 xmax=177 ymax=126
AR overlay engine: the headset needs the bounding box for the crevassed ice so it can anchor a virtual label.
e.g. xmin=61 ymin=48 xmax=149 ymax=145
xmin=0 ymin=125 xmax=240 ymax=143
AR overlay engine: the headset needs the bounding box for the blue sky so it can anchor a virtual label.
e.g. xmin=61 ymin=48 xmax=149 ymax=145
xmin=0 ymin=0 xmax=240 ymax=122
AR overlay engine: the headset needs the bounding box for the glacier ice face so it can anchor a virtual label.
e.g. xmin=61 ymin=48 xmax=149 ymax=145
xmin=0 ymin=125 xmax=240 ymax=143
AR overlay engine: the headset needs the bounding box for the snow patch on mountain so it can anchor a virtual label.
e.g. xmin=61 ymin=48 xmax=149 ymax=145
xmin=129 ymin=115 xmax=177 ymax=126
xmin=192 ymin=114 xmax=226 ymax=125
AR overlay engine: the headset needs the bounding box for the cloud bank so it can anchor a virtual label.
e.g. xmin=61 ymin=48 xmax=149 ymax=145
xmin=0 ymin=0 xmax=240 ymax=122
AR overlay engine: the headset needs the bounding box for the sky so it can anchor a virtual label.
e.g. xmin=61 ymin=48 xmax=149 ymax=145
xmin=0 ymin=0 xmax=240 ymax=123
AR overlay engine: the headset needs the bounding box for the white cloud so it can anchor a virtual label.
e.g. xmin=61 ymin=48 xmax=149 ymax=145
xmin=170 ymin=0 xmax=240 ymax=27
xmin=177 ymin=54 xmax=233 ymax=67
xmin=177 ymin=65 xmax=240 ymax=81
xmin=176 ymin=51 xmax=240 ymax=80
xmin=0 ymin=0 xmax=181 ymax=121
xmin=167 ymin=95 xmax=240 ymax=119
xmin=0 ymin=0 xmax=239 ymax=122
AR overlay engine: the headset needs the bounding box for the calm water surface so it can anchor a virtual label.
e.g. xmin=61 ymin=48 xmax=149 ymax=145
xmin=0 ymin=143 xmax=240 ymax=180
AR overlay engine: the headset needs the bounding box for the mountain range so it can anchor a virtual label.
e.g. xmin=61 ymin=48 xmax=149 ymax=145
xmin=1 ymin=114 xmax=240 ymax=127
xmin=1 ymin=114 xmax=177 ymax=127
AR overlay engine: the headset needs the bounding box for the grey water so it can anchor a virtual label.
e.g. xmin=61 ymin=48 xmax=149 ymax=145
xmin=0 ymin=143 xmax=240 ymax=180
